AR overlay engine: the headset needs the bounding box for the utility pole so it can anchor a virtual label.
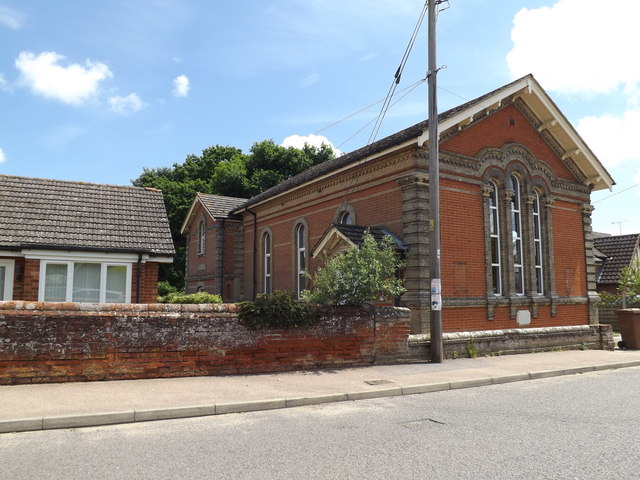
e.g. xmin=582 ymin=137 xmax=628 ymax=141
xmin=428 ymin=0 xmax=443 ymax=363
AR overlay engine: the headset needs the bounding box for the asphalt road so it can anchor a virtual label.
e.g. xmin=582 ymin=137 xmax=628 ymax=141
xmin=2 ymin=367 xmax=640 ymax=479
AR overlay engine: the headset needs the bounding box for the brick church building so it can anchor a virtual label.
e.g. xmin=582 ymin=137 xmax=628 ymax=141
xmin=181 ymin=75 xmax=614 ymax=333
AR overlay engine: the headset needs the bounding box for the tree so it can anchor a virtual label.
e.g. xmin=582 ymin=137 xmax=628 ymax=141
xmin=132 ymin=140 xmax=335 ymax=289
xmin=619 ymin=256 xmax=640 ymax=306
xmin=302 ymin=230 xmax=405 ymax=306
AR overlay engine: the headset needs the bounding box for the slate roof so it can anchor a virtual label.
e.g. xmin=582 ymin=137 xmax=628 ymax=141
xmin=0 ymin=174 xmax=175 ymax=256
xmin=233 ymin=74 xmax=613 ymax=213
xmin=311 ymin=224 xmax=407 ymax=257
xmin=593 ymin=233 xmax=640 ymax=284
xmin=197 ymin=193 xmax=247 ymax=219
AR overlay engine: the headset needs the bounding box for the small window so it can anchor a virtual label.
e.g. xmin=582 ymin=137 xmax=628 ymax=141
xmin=197 ymin=219 xmax=206 ymax=254
xmin=338 ymin=211 xmax=354 ymax=225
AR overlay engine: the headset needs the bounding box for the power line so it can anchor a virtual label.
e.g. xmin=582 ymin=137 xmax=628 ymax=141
xmin=593 ymin=181 xmax=640 ymax=203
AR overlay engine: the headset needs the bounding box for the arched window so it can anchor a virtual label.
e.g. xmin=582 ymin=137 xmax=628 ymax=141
xmin=338 ymin=211 xmax=354 ymax=225
xmin=295 ymin=223 xmax=307 ymax=298
xmin=262 ymin=231 xmax=272 ymax=294
xmin=510 ymin=175 xmax=524 ymax=295
xmin=197 ymin=219 xmax=206 ymax=254
xmin=488 ymin=182 xmax=502 ymax=296
xmin=533 ymin=191 xmax=544 ymax=295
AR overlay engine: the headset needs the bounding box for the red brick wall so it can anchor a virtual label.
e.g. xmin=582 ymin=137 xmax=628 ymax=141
xmin=441 ymin=104 xmax=576 ymax=181
xmin=0 ymin=303 xmax=411 ymax=385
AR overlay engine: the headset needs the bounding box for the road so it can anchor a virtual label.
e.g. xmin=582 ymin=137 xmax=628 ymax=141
xmin=2 ymin=367 xmax=640 ymax=479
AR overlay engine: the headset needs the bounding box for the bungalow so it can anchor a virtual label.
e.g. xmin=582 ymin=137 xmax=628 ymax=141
xmin=182 ymin=74 xmax=614 ymax=334
xmin=0 ymin=175 xmax=175 ymax=304
xmin=594 ymin=233 xmax=640 ymax=295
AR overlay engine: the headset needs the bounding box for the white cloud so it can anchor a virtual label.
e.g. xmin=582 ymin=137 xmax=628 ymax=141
xmin=281 ymin=134 xmax=342 ymax=155
xmin=0 ymin=5 xmax=25 ymax=29
xmin=576 ymin=110 xmax=640 ymax=167
xmin=15 ymin=51 xmax=112 ymax=105
xmin=299 ymin=73 xmax=320 ymax=88
xmin=108 ymin=93 xmax=144 ymax=115
xmin=0 ymin=147 xmax=5 ymax=163
xmin=507 ymin=0 xmax=640 ymax=97
xmin=172 ymin=74 xmax=190 ymax=97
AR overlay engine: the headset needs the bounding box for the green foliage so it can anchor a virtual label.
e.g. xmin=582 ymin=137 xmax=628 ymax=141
xmin=239 ymin=291 xmax=321 ymax=330
xmin=133 ymin=141 xmax=335 ymax=288
xmin=302 ymin=230 xmax=406 ymax=306
xmin=619 ymin=257 xmax=640 ymax=296
xmin=159 ymin=291 xmax=223 ymax=304
xmin=157 ymin=280 xmax=179 ymax=297
xmin=466 ymin=342 xmax=478 ymax=358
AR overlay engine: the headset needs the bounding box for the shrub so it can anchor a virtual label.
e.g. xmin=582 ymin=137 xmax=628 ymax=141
xmin=302 ymin=229 xmax=405 ymax=306
xmin=159 ymin=291 xmax=223 ymax=304
xmin=239 ymin=291 xmax=321 ymax=330
xmin=157 ymin=280 xmax=179 ymax=297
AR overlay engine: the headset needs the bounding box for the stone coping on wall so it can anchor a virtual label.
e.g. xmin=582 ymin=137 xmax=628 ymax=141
xmin=408 ymin=325 xmax=594 ymax=345
xmin=0 ymin=301 xmax=240 ymax=313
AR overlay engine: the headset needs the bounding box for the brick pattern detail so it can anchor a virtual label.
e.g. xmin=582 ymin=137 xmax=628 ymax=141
xmin=0 ymin=303 xmax=410 ymax=385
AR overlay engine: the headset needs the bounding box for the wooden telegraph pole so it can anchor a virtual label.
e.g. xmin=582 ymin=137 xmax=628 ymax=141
xmin=428 ymin=0 xmax=443 ymax=363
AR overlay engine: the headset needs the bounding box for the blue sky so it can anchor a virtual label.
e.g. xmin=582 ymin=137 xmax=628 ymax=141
xmin=0 ymin=0 xmax=638 ymax=235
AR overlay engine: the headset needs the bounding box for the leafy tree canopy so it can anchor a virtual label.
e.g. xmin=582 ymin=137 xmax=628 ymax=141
xmin=132 ymin=140 xmax=335 ymax=288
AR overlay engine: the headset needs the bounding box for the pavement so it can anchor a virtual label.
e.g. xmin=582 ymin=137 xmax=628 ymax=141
xmin=3 ymin=347 xmax=640 ymax=434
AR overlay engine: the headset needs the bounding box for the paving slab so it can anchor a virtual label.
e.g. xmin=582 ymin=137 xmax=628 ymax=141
xmin=2 ymin=348 xmax=640 ymax=433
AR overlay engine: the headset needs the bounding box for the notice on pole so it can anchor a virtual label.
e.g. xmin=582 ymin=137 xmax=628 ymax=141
xmin=431 ymin=278 xmax=442 ymax=311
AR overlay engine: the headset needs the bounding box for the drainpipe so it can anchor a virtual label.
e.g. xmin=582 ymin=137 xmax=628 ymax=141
xmin=136 ymin=253 xmax=142 ymax=303
xmin=246 ymin=207 xmax=258 ymax=300
xmin=220 ymin=219 xmax=226 ymax=299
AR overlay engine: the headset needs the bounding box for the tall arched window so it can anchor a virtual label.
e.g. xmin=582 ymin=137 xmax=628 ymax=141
xmin=510 ymin=175 xmax=524 ymax=295
xmin=197 ymin=219 xmax=206 ymax=254
xmin=295 ymin=223 xmax=307 ymax=298
xmin=533 ymin=191 xmax=544 ymax=294
xmin=262 ymin=231 xmax=272 ymax=294
xmin=488 ymin=182 xmax=502 ymax=295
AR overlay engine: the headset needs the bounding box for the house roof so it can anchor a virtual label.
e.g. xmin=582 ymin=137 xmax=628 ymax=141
xmin=0 ymin=174 xmax=175 ymax=257
xmin=593 ymin=233 xmax=640 ymax=284
xmin=233 ymin=74 xmax=614 ymax=214
xmin=311 ymin=224 xmax=407 ymax=258
xmin=179 ymin=193 xmax=247 ymax=234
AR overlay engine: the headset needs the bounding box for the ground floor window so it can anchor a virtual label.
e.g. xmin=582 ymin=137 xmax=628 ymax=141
xmin=40 ymin=261 xmax=131 ymax=303
xmin=0 ymin=259 xmax=15 ymax=301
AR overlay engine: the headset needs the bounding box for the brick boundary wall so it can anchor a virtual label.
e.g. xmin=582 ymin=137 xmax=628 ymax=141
xmin=408 ymin=324 xmax=614 ymax=360
xmin=0 ymin=302 xmax=411 ymax=385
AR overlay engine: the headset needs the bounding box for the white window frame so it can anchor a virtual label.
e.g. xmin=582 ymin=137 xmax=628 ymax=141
xmin=262 ymin=231 xmax=272 ymax=294
xmin=488 ymin=182 xmax=502 ymax=296
xmin=510 ymin=175 xmax=525 ymax=295
xmin=197 ymin=219 xmax=206 ymax=254
xmin=295 ymin=223 xmax=306 ymax=299
xmin=533 ymin=191 xmax=544 ymax=295
xmin=0 ymin=259 xmax=15 ymax=301
xmin=38 ymin=259 xmax=132 ymax=303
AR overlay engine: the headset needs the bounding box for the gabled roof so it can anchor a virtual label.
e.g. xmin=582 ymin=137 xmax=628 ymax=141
xmin=593 ymin=233 xmax=640 ymax=284
xmin=311 ymin=224 xmax=407 ymax=258
xmin=0 ymin=174 xmax=175 ymax=257
xmin=233 ymin=74 xmax=614 ymax=214
xmin=180 ymin=193 xmax=247 ymax=234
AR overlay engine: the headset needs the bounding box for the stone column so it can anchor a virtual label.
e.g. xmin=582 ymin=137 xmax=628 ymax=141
xmin=397 ymin=172 xmax=431 ymax=333
xmin=581 ymin=203 xmax=600 ymax=325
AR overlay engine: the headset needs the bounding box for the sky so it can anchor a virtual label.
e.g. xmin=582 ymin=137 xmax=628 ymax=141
xmin=0 ymin=0 xmax=638 ymax=235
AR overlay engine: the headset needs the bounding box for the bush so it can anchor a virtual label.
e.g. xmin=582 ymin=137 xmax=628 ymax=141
xmin=302 ymin=229 xmax=405 ymax=306
xmin=157 ymin=280 xmax=179 ymax=297
xmin=159 ymin=291 xmax=223 ymax=304
xmin=239 ymin=291 xmax=321 ymax=330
